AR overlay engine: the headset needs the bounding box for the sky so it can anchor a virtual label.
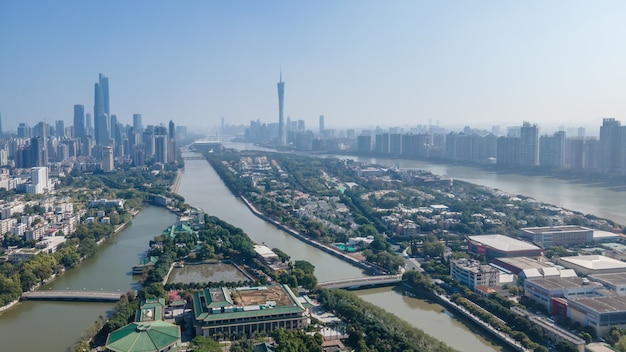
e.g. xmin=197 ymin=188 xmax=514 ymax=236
xmin=1 ymin=1 xmax=626 ymax=134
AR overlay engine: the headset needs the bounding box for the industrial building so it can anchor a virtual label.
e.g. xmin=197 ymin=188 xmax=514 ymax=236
xmin=557 ymin=255 xmax=626 ymax=275
xmin=524 ymin=277 xmax=600 ymax=313
xmin=466 ymin=234 xmax=543 ymax=259
xmin=519 ymin=225 xmax=593 ymax=247
xmin=568 ymin=296 xmax=626 ymax=337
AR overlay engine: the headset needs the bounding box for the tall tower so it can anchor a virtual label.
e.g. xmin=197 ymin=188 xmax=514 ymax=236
xmin=277 ymin=71 xmax=286 ymax=146
xmin=0 ymin=112 xmax=3 ymax=137
xmin=519 ymin=121 xmax=539 ymax=166
xmin=73 ymin=104 xmax=85 ymax=138
xmin=133 ymin=114 xmax=143 ymax=133
xmin=319 ymin=115 xmax=325 ymax=134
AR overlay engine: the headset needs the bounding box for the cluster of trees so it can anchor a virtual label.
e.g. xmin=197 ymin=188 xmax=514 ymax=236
xmin=450 ymin=287 xmax=546 ymax=350
xmin=277 ymin=260 xmax=317 ymax=291
xmin=318 ymin=288 xmax=456 ymax=352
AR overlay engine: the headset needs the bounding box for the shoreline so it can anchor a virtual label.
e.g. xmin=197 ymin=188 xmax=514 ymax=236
xmin=238 ymin=195 xmax=386 ymax=275
xmin=0 ymin=208 xmax=140 ymax=313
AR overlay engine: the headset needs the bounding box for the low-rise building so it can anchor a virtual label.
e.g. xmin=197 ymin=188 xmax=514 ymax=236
xmin=557 ymin=255 xmax=626 ymax=275
xmin=466 ymin=234 xmax=543 ymax=259
xmin=191 ymin=285 xmax=308 ymax=338
xmin=568 ymin=296 xmax=626 ymax=337
xmin=451 ymin=258 xmax=500 ymax=290
xmin=520 ymin=225 xmax=594 ymax=247
xmin=524 ymin=277 xmax=600 ymax=313
xmin=589 ymin=273 xmax=626 ymax=295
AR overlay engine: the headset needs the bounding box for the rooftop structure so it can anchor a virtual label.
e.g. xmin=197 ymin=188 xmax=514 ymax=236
xmin=466 ymin=234 xmax=543 ymax=259
xmin=450 ymin=258 xmax=500 ymax=290
xmin=524 ymin=277 xmax=600 ymax=313
xmin=492 ymin=256 xmax=577 ymax=280
xmin=568 ymin=296 xmax=626 ymax=337
xmin=192 ymin=284 xmax=308 ymax=338
xmin=589 ymin=273 xmax=626 ymax=295
xmin=558 ymin=255 xmax=626 ymax=275
xmin=105 ymin=298 xmax=181 ymax=352
xmin=520 ymin=225 xmax=593 ymax=247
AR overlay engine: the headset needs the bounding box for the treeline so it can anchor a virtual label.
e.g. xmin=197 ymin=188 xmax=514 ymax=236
xmin=318 ymin=288 xmax=457 ymax=352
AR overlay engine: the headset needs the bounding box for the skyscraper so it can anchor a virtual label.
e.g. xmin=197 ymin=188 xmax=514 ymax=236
xmin=94 ymin=74 xmax=110 ymax=145
xmin=599 ymin=118 xmax=626 ymax=174
xmin=0 ymin=112 xmax=3 ymax=137
xmin=73 ymin=104 xmax=85 ymax=138
xmin=319 ymin=115 xmax=325 ymax=134
xmin=133 ymin=114 xmax=143 ymax=133
xmin=277 ymin=72 xmax=286 ymax=146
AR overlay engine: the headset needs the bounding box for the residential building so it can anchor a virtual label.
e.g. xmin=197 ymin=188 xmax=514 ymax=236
xmin=451 ymin=258 xmax=500 ymax=290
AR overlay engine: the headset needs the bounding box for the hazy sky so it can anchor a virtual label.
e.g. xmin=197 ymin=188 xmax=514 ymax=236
xmin=1 ymin=1 xmax=625 ymax=134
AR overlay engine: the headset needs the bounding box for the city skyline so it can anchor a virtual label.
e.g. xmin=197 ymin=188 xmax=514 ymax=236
xmin=1 ymin=1 xmax=626 ymax=132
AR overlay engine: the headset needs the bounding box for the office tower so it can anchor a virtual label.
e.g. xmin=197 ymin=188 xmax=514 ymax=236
xmin=29 ymin=137 xmax=44 ymax=167
xmin=599 ymin=118 xmax=626 ymax=174
xmin=99 ymin=73 xmax=110 ymax=116
xmin=154 ymin=135 xmax=168 ymax=163
xmin=18 ymin=123 xmax=30 ymax=138
xmin=73 ymin=105 xmax=85 ymax=138
xmin=102 ymin=146 xmax=114 ymax=172
xmin=86 ymin=113 xmax=93 ymax=135
xmin=0 ymin=112 xmax=3 ymax=136
xmin=110 ymin=114 xmax=121 ymax=144
xmin=519 ymin=122 xmax=539 ymax=166
xmin=55 ymin=120 xmax=65 ymax=137
xmin=143 ymin=126 xmax=155 ymax=157
xmin=168 ymin=120 xmax=175 ymax=140
xmin=94 ymin=74 xmax=110 ymax=145
xmin=319 ymin=115 xmax=325 ymax=134
xmin=95 ymin=113 xmax=109 ymax=146
xmin=133 ymin=114 xmax=143 ymax=133
xmin=277 ymin=72 xmax=286 ymax=146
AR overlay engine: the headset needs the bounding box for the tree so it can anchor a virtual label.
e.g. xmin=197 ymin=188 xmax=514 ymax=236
xmin=189 ymin=336 xmax=222 ymax=352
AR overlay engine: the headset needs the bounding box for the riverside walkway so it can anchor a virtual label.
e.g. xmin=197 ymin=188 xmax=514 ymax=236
xmin=22 ymin=290 xmax=124 ymax=302
xmin=318 ymin=275 xmax=402 ymax=289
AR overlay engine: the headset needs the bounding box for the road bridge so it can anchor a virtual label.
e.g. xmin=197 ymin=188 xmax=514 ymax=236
xmin=22 ymin=290 xmax=124 ymax=302
xmin=182 ymin=156 xmax=206 ymax=160
xmin=318 ymin=275 xmax=402 ymax=290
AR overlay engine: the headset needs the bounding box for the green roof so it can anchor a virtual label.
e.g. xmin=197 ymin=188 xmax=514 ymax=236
xmin=253 ymin=342 xmax=277 ymax=352
xmin=135 ymin=298 xmax=166 ymax=322
xmin=105 ymin=320 xmax=181 ymax=352
xmin=161 ymin=224 xmax=195 ymax=238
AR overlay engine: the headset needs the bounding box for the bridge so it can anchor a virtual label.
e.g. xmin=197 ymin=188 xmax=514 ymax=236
xmin=318 ymin=275 xmax=402 ymax=290
xmin=182 ymin=156 xmax=206 ymax=160
xmin=22 ymin=290 xmax=125 ymax=302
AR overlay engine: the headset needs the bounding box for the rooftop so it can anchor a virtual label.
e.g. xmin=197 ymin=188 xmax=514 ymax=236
xmin=105 ymin=320 xmax=180 ymax=352
xmin=521 ymin=225 xmax=591 ymax=234
xmin=467 ymin=234 xmax=542 ymax=252
xmin=570 ymin=296 xmax=626 ymax=313
xmin=560 ymin=255 xmax=626 ymax=271
xmin=525 ymin=277 xmax=589 ymax=291
xmin=495 ymin=256 xmax=553 ymax=270
xmin=193 ymin=284 xmax=305 ymax=322
xmin=589 ymin=273 xmax=626 ymax=287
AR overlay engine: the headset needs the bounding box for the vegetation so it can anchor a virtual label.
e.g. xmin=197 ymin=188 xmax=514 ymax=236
xmin=318 ymin=288 xmax=457 ymax=352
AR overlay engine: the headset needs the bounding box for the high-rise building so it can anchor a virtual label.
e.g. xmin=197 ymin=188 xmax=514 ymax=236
xmin=85 ymin=113 xmax=93 ymax=135
xmin=154 ymin=135 xmax=168 ymax=163
xmin=73 ymin=104 xmax=85 ymax=138
xmin=102 ymin=146 xmax=114 ymax=172
xmin=319 ymin=115 xmax=325 ymax=134
xmin=277 ymin=72 xmax=286 ymax=146
xmin=55 ymin=120 xmax=65 ymax=137
xmin=519 ymin=122 xmax=539 ymax=166
xmin=28 ymin=167 xmax=49 ymax=194
xmin=599 ymin=118 xmax=626 ymax=174
xmin=94 ymin=74 xmax=110 ymax=145
xmin=0 ymin=112 xmax=3 ymax=137
xmin=133 ymin=114 xmax=143 ymax=133
xmin=539 ymin=131 xmax=565 ymax=169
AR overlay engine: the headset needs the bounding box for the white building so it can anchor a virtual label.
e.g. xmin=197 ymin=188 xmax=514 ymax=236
xmin=28 ymin=167 xmax=49 ymax=194
xmin=451 ymin=258 xmax=500 ymax=290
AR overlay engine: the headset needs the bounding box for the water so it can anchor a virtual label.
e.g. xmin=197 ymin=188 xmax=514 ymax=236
xmin=4 ymin=149 xmax=621 ymax=351
xmin=0 ymin=206 xmax=177 ymax=351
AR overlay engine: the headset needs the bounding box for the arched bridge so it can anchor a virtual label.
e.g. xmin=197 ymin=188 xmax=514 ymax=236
xmin=318 ymin=275 xmax=402 ymax=290
xmin=22 ymin=290 xmax=125 ymax=302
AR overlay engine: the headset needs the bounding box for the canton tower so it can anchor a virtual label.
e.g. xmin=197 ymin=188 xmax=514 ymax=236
xmin=277 ymin=71 xmax=286 ymax=146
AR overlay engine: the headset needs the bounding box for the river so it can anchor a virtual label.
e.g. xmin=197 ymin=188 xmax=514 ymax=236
xmin=5 ymin=148 xmax=621 ymax=351
xmin=0 ymin=206 xmax=177 ymax=351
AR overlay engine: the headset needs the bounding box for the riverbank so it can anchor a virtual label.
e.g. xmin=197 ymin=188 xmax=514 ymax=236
xmin=239 ymin=195 xmax=386 ymax=275
xmin=402 ymin=283 xmax=529 ymax=352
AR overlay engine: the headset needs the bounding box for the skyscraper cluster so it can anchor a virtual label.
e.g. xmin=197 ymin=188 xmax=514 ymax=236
xmin=0 ymin=73 xmax=182 ymax=172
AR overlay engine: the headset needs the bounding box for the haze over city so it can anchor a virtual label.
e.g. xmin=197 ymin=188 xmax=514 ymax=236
xmin=1 ymin=1 xmax=626 ymax=134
